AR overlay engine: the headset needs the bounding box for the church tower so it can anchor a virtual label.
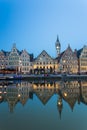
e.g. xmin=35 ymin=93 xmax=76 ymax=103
xmin=55 ymin=35 xmax=61 ymax=57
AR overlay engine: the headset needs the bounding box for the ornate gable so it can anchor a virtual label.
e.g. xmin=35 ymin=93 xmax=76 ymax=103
xmin=60 ymin=45 xmax=78 ymax=62
xmin=79 ymin=45 xmax=87 ymax=72
xmin=9 ymin=43 xmax=19 ymax=56
xmin=62 ymin=45 xmax=73 ymax=58
xmin=59 ymin=45 xmax=78 ymax=73
xmin=35 ymin=50 xmax=53 ymax=62
xmin=21 ymin=50 xmax=30 ymax=59
xmin=80 ymin=45 xmax=87 ymax=58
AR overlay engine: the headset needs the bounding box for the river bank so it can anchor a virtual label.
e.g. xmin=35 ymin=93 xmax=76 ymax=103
xmin=0 ymin=74 xmax=87 ymax=81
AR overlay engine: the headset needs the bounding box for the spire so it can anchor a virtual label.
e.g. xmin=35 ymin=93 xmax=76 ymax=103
xmin=68 ymin=44 xmax=70 ymax=48
xmin=56 ymin=35 xmax=61 ymax=46
xmin=67 ymin=44 xmax=72 ymax=51
xmin=55 ymin=35 xmax=61 ymax=57
xmin=56 ymin=35 xmax=59 ymax=42
xmin=13 ymin=43 xmax=16 ymax=48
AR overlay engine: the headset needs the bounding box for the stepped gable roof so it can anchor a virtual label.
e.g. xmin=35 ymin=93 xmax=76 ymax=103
xmin=20 ymin=49 xmax=34 ymax=61
xmin=10 ymin=43 xmax=21 ymax=55
xmin=20 ymin=49 xmax=29 ymax=55
xmin=63 ymin=44 xmax=73 ymax=55
xmin=60 ymin=45 xmax=77 ymax=59
xmin=55 ymin=44 xmax=79 ymax=62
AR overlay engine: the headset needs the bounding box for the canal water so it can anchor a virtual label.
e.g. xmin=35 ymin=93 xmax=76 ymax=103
xmin=0 ymin=79 xmax=87 ymax=130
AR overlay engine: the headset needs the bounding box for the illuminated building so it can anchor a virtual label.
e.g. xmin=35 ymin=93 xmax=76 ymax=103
xmin=8 ymin=43 xmax=33 ymax=74
xmin=20 ymin=49 xmax=33 ymax=74
xmin=8 ymin=43 xmax=20 ymax=73
xmin=0 ymin=50 xmax=9 ymax=70
xmin=1 ymin=38 xmax=87 ymax=74
xmin=79 ymin=45 xmax=87 ymax=73
xmin=58 ymin=45 xmax=78 ymax=74
xmin=33 ymin=50 xmax=58 ymax=74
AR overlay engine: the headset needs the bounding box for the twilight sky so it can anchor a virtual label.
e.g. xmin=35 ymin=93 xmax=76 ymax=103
xmin=0 ymin=0 xmax=87 ymax=57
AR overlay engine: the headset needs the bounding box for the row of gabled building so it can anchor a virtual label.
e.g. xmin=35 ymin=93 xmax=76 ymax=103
xmin=0 ymin=37 xmax=87 ymax=74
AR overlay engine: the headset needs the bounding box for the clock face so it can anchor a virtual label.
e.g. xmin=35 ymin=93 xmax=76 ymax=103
xmin=56 ymin=46 xmax=59 ymax=49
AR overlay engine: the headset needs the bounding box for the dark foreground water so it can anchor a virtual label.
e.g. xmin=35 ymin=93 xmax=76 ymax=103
xmin=0 ymin=79 xmax=87 ymax=130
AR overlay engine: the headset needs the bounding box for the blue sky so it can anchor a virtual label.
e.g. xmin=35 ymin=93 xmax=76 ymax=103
xmin=0 ymin=0 xmax=87 ymax=57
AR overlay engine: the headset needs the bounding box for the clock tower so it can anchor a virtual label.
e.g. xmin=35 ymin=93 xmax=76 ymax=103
xmin=55 ymin=35 xmax=61 ymax=57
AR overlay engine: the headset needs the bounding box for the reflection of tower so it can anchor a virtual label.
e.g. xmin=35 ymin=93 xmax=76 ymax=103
xmin=57 ymin=95 xmax=63 ymax=119
xmin=55 ymin=35 xmax=61 ymax=57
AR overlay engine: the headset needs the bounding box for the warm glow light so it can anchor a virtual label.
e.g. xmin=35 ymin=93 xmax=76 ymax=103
xmin=0 ymin=91 xmax=2 ymax=94
xmin=18 ymin=94 xmax=21 ymax=97
xmin=33 ymin=85 xmax=37 ymax=89
xmin=64 ymin=92 xmax=67 ymax=97
xmin=4 ymin=86 xmax=7 ymax=88
xmin=4 ymin=91 xmax=7 ymax=94
xmin=58 ymin=102 xmax=61 ymax=105
xmin=63 ymin=60 xmax=66 ymax=63
xmin=0 ymin=96 xmax=2 ymax=99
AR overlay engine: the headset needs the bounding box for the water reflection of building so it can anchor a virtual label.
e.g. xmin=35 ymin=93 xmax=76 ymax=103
xmin=0 ymin=83 xmax=7 ymax=103
xmin=33 ymin=81 xmax=61 ymax=105
xmin=6 ymin=84 xmax=18 ymax=112
xmin=0 ymin=80 xmax=87 ymax=114
xmin=61 ymin=81 xmax=80 ymax=111
xmin=2 ymin=82 xmax=33 ymax=112
xmin=57 ymin=95 xmax=63 ymax=119
xmin=80 ymin=81 xmax=87 ymax=105
xmin=33 ymin=82 xmax=54 ymax=105
xmin=17 ymin=82 xmax=33 ymax=105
